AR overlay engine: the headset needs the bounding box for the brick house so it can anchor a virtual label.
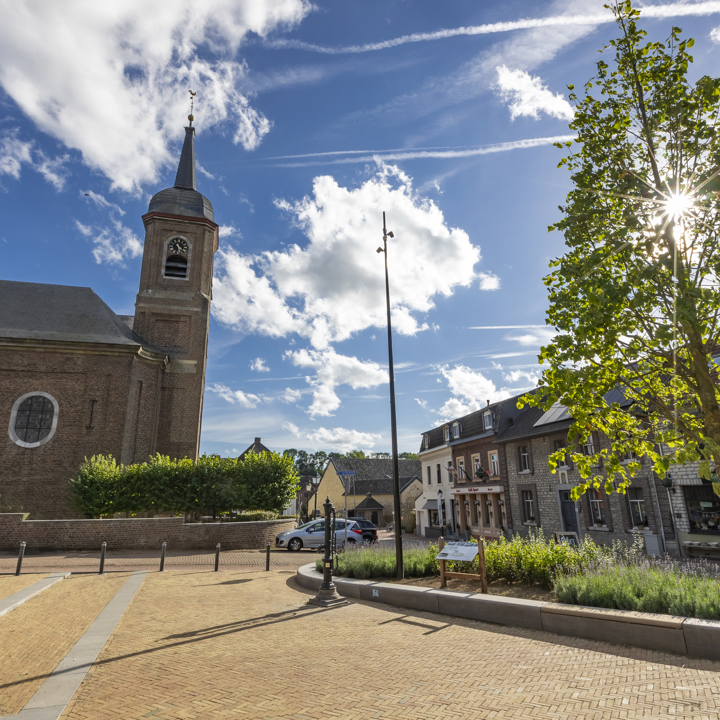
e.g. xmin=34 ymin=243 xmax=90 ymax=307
xmin=415 ymin=396 xmax=522 ymax=540
xmin=0 ymin=121 xmax=218 ymax=518
xmin=497 ymin=402 xmax=674 ymax=555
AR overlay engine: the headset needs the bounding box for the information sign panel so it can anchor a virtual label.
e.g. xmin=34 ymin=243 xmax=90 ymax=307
xmin=436 ymin=542 xmax=478 ymax=561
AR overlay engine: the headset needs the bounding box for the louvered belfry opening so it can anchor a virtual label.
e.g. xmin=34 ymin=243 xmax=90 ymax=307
xmin=165 ymin=255 xmax=188 ymax=278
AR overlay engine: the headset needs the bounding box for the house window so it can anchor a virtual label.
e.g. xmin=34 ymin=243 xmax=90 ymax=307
xmin=452 ymin=422 xmax=460 ymax=439
xmin=483 ymin=411 xmax=494 ymax=430
xmin=582 ymin=437 xmax=595 ymax=456
xmin=684 ymin=485 xmax=720 ymax=534
xmin=443 ymin=425 xmax=450 ymax=442
xmin=553 ymin=439 xmax=568 ymax=467
xmin=457 ymin=458 xmax=465 ymax=482
xmin=628 ymin=488 xmax=648 ymax=527
xmin=436 ymin=464 xmax=441 ymax=483
xmin=518 ymin=445 xmax=530 ymax=472
xmin=9 ymin=392 xmax=59 ymax=448
xmin=426 ymin=466 xmax=431 ymax=485
xmin=471 ymin=454 xmax=483 ymax=479
xmin=488 ymin=452 xmax=499 ymax=476
xmin=588 ymin=489 xmax=605 ymax=525
xmin=522 ymin=490 xmax=535 ymax=523
xmin=423 ymin=434 xmax=429 ymax=449
xmin=622 ymin=449 xmax=637 ymax=463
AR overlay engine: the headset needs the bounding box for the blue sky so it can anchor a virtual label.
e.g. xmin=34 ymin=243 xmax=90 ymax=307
xmin=2 ymin=0 xmax=720 ymax=456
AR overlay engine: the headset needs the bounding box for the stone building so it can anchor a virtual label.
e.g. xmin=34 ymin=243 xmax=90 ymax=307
xmin=496 ymin=402 xmax=673 ymax=555
xmin=0 ymin=120 xmax=218 ymax=518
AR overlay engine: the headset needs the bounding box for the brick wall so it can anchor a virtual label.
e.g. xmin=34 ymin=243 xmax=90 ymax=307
xmin=0 ymin=513 xmax=296 ymax=551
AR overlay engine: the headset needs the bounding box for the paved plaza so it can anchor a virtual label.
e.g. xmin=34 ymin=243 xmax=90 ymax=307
xmin=1 ymin=563 xmax=720 ymax=719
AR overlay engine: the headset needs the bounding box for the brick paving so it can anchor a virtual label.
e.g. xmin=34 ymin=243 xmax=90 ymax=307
xmin=0 ymin=573 xmax=130 ymax=715
xmin=0 ymin=573 xmax=48 ymax=602
xmin=0 ymin=549 xmax=316 ymax=574
xmin=28 ymin=569 xmax=719 ymax=719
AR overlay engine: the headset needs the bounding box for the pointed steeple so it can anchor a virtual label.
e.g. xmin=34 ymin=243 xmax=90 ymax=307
xmin=174 ymin=126 xmax=196 ymax=191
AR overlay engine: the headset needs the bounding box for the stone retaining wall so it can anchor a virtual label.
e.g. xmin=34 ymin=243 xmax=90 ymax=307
xmin=0 ymin=513 xmax=296 ymax=551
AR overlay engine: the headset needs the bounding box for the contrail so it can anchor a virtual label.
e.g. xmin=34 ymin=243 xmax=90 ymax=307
xmin=271 ymin=135 xmax=575 ymax=167
xmin=264 ymin=2 xmax=720 ymax=54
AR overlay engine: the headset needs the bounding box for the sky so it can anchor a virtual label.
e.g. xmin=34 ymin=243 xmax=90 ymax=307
xmin=2 ymin=0 xmax=720 ymax=457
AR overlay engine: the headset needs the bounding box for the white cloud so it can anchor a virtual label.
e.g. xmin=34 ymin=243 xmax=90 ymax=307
xmin=0 ymin=129 xmax=69 ymax=189
xmin=437 ymin=364 xmax=510 ymax=419
xmin=213 ymin=163 xmax=485 ymax=348
xmin=282 ymin=421 xmax=381 ymax=452
xmin=502 ymin=367 xmax=543 ymax=384
xmin=415 ymin=398 xmax=428 ymax=408
xmin=478 ymin=271 xmax=500 ymax=291
xmin=285 ymin=347 xmax=387 ymax=416
xmin=711 ymin=26 xmax=720 ymax=43
xmin=0 ymin=1 xmax=312 ymax=191
xmin=250 ymin=357 xmax=270 ymax=372
xmin=279 ymin=387 xmax=302 ymax=403
xmin=495 ymin=66 xmax=574 ymax=121
xmin=76 ymin=219 xmax=143 ymax=265
xmin=505 ymin=327 xmax=555 ymax=347
xmin=208 ymin=383 xmax=263 ymax=408
xmin=35 ymin=152 xmax=70 ymax=190
xmin=220 ymin=224 xmax=242 ymax=238
xmin=81 ymin=190 xmax=125 ymax=215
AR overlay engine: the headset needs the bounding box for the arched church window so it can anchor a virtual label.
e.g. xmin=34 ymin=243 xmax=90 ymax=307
xmin=164 ymin=237 xmax=189 ymax=278
xmin=9 ymin=392 xmax=59 ymax=448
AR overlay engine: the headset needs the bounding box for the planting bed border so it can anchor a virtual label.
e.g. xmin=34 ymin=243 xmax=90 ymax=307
xmin=296 ymin=563 xmax=720 ymax=661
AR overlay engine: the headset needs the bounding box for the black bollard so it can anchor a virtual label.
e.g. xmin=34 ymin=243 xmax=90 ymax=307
xmin=159 ymin=541 xmax=166 ymax=572
xmin=266 ymin=541 xmax=271 ymax=571
xmin=99 ymin=541 xmax=106 ymax=574
xmin=214 ymin=543 xmax=220 ymax=572
xmin=15 ymin=541 xmax=26 ymax=576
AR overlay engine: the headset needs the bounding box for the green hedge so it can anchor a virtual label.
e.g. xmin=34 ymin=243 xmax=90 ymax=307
xmin=70 ymin=452 xmax=298 ymax=518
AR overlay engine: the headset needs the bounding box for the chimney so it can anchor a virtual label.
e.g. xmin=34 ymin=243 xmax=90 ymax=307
xmin=254 ymin=437 xmax=261 ymax=444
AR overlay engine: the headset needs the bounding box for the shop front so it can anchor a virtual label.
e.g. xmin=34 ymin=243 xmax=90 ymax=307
xmin=451 ymin=484 xmax=506 ymax=541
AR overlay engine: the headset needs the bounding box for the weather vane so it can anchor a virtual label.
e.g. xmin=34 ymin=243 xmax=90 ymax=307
xmin=188 ymin=89 xmax=196 ymax=126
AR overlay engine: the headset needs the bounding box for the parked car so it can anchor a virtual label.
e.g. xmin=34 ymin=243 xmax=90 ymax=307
xmin=350 ymin=517 xmax=378 ymax=543
xmin=275 ymin=519 xmax=363 ymax=551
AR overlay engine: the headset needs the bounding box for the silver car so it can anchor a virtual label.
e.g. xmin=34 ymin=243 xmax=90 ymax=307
xmin=276 ymin=519 xmax=363 ymax=551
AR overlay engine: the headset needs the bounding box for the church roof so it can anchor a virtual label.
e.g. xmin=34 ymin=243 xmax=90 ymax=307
xmin=147 ymin=125 xmax=214 ymax=222
xmin=0 ymin=281 xmax=143 ymax=347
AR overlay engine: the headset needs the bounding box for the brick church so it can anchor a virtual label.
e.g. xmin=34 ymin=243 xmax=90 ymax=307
xmin=0 ymin=121 xmax=218 ymax=518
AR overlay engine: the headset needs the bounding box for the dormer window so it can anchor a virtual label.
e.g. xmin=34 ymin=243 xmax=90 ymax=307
xmin=443 ymin=425 xmax=450 ymax=442
xmin=483 ymin=411 xmax=494 ymax=430
xmin=164 ymin=237 xmax=189 ymax=279
xmin=452 ymin=422 xmax=460 ymax=439
xmin=423 ymin=433 xmax=429 ymax=449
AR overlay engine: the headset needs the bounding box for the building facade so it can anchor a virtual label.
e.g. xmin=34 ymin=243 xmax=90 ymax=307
xmin=0 ymin=121 xmax=218 ymax=518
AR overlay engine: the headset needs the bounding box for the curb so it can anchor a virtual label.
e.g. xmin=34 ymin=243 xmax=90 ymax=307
xmin=0 ymin=573 xmax=71 ymax=619
xmin=296 ymin=564 xmax=720 ymax=660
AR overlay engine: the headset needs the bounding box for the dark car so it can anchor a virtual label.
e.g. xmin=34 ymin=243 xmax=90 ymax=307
xmin=350 ymin=518 xmax=378 ymax=543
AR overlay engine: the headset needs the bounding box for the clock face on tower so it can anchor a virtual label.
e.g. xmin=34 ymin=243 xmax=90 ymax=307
xmin=168 ymin=238 xmax=188 ymax=255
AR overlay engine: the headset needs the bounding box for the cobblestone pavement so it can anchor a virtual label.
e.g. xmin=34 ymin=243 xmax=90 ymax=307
xmin=0 ymin=573 xmax=130 ymax=716
xmin=0 ymin=549 xmax=316 ymax=574
xmin=4 ymin=569 xmax=707 ymax=719
xmin=0 ymin=573 xmax=48 ymax=602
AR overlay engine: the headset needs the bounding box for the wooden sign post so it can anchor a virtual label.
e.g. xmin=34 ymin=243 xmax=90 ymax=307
xmin=438 ymin=536 xmax=487 ymax=593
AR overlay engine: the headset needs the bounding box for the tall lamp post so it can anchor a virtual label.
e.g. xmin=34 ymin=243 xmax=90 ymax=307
xmin=312 ymin=472 xmax=321 ymax=519
xmin=377 ymin=212 xmax=404 ymax=580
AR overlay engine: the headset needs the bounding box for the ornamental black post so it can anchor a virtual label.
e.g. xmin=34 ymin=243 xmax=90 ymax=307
xmin=309 ymin=497 xmax=347 ymax=608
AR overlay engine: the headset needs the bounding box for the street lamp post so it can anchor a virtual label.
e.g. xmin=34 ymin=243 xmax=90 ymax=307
xmin=377 ymin=211 xmax=404 ymax=580
xmin=312 ymin=472 xmax=321 ymax=519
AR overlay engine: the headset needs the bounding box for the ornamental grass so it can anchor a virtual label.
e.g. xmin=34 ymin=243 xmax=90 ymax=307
xmin=315 ymin=542 xmax=437 ymax=579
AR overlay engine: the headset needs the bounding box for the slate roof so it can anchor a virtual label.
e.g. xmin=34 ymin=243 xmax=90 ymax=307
xmin=496 ymin=404 xmax=573 ymax=443
xmin=331 ymin=457 xmax=421 ymax=487
xmin=355 ymin=494 xmax=385 ymax=510
xmin=0 ymin=281 xmax=145 ymax=347
xmin=342 ymin=476 xmax=420 ymax=496
xmin=238 ymin=437 xmax=272 ymax=460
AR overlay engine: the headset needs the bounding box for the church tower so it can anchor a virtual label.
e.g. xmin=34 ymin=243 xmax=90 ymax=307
xmin=133 ymin=118 xmax=218 ymax=461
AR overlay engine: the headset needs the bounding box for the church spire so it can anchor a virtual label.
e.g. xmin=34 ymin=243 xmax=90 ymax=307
xmin=173 ymin=125 xmax=196 ymax=191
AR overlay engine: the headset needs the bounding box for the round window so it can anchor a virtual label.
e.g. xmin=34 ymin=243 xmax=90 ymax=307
xmin=9 ymin=393 xmax=59 ymax=448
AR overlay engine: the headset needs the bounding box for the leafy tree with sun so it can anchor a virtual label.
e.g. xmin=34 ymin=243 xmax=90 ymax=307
xmin=524 ymin=0 xmax=720 ymax=498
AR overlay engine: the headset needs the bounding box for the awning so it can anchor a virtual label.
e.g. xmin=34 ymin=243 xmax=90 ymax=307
xmin=421 ymin=499 xmax=438 ymax=510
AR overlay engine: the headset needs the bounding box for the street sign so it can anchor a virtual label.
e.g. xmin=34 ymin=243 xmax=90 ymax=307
xmin=337 ymin=471 xmax=356 ymax=476
xmin=436 ymin=542 xmax=478 ymax=562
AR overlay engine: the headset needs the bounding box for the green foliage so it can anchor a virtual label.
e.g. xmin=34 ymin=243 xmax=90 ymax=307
xmin=526 ymin=0 xmax=720 ymax=499
xmin=317 ymin=543 xmax=438 ymax=579
xmin=555 ymin=540 xmax=720 ymax=618
xmin=227 ymin=511 xmax=278 ymax=522
xmin=70 ymin=452 xmax=298 ymax=518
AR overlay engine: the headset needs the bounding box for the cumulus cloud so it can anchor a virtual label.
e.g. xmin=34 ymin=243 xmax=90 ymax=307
xmin=437 ymin=364 xmax=510 ymax=419
xmin=711 ymin=26 xmax=720 ymax=43
xmin=495 ymin=66 xmax=574 ymax=120
xmin=76 ymin=220 xmax=143 ymax=265
xmin=213 ymin=163 xmax=485 ymax=349
xmin=0 ymin=129 xmax=69 ymax=189
xmin=220 ymin=225 xmax=242 ymax=238
xmin=0 ymin=1 xmax=312 ymax=191
xmin=283 ymin=421 xmax=381 ymax=452
xmin=279 ymin=387 xmax=302 ymax=403
xmin=285 ymin=347 xmax=387 ymax=416
xmin=478 ymin=271 xmax=500 ymax=291
xmin=250 ymin=357 xmax=270 ymax=372
xmin=208 ymin=383 xmax=263 ymax=408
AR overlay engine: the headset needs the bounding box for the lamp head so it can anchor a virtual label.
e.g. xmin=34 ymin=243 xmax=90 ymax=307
xmin=376 ymin=247 xmax=384 ymax=253
xmin=387 ymin=231 xmax=394 ymax=238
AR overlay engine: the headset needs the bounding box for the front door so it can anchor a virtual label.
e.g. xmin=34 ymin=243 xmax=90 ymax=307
xmin=559 ymin=490 xmax=579 ymax=533
xmin=371 ymin=511 xmax=379 ymax=524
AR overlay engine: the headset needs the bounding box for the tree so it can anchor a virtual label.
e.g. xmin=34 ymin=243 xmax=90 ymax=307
xmin=527 ymin=1 xmax=720 ymax=499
